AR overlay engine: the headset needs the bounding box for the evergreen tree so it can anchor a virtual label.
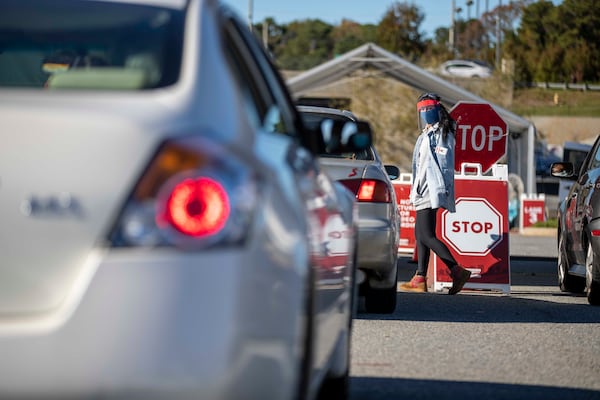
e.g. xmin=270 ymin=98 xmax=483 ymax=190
xmin=375 ymin=2 xmax=425 ymax=60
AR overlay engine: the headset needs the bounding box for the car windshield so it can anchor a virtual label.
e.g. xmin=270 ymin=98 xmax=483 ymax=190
xmin=0 ymin=0 xmax=184 ymax=90
xmin=300 ymin=111 xmax=373 ymax=160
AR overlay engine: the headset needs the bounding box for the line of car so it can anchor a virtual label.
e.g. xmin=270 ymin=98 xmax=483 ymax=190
xmin=3 ymin=0 xmax=595 ymax=398
xmin=0 ymin=0 xmax=402 ymax=399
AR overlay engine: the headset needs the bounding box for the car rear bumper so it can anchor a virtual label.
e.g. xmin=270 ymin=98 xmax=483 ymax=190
xmin=589 ymin=218 xmax=600 ymax=276
xmin=356 ymin=217 xmax=398 ymax=287
xmin=0 ymin=249 xmax=306 ymax=400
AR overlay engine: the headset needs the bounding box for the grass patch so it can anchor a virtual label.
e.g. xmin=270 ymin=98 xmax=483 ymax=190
xmin=532 ymin=218 xmax=558 ymax=228
xmin=510 ymin=88 xmax=600 ymax=117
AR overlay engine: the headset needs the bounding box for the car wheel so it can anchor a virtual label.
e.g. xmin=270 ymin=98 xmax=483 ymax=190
xmin=585 ymin=241 xmax=600 ymax=306
xmin=558 ymin=232 xmax=585 ymax=293
xmin=364 ymin=267 xmax=398 ymax=314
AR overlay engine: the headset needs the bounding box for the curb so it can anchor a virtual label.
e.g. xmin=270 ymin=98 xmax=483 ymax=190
xmin=517 ymin=227 xmax=557 ymax=237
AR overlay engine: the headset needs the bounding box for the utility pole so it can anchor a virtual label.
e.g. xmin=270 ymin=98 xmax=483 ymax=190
xmin=495 ymin=0 xmax=502 ymax=68
xmin=262 ymin=19 xmax=268 ymax=49
xmin=455 ymin=5 xmax=462 ymax=56
xmin=449 ymin=0 xmax=455 ymax=53
xmin=247 ymin=0 xmax=253 ymax=29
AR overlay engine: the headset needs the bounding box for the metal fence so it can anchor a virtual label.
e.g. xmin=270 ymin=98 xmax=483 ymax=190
xmin=531 ymin=82 xmax=600 ymax=91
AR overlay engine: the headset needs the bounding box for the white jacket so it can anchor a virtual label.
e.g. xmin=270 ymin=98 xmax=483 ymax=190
xmin=410 ymin=124 xmax=456 ymax=212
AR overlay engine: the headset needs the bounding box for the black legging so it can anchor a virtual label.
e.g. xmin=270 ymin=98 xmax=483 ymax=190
xmin=415 ymin=207 xmax=458 ymax=276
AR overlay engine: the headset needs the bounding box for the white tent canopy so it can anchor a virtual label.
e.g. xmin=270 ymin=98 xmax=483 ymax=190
xmin=287 ymin=42 xmax=536 ymax=194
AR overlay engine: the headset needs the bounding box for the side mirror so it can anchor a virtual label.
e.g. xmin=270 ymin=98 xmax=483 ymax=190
xmin=385 ymin=165 xmax=401 ymax=180
xmin=550 ymin=162 xmax=575 ymax=179
xmin=320 ymin=119 xmax=372 ymax=154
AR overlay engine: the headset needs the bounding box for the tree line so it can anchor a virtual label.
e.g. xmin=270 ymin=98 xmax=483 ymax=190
xmin=252 ymin=0 xmax=599 ymax=84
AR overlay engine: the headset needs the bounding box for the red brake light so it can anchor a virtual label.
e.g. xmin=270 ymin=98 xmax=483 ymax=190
xmin=358 ymin=180 xmax=376 ymax=200
xmin=165 ymin=177 xmax=230 ymax=237
xmin=340 ymin=179 xmax=391 ymax=203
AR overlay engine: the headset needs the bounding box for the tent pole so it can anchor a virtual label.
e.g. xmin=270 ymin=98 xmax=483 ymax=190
xmin=526 ymin=124 xmax=536 ymax=195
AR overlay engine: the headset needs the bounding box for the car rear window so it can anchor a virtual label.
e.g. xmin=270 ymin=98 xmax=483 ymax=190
xmin=300 ymin=111 xmax=373 ymax=160
xmin=0 ymin=0 xmax=184 ymax=90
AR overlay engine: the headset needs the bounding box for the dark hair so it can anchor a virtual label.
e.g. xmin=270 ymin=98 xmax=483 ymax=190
xmin=417 ymin=93 xmax=456 ymax=137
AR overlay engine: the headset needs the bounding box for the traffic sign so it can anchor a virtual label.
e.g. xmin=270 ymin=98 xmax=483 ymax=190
xmin=441 ymin=197 xmax=502 ymax=256
xmin=450 ymin=102 xmax=508 ymax=173
xmin=520 ymin=193 xmax=546 ymax=231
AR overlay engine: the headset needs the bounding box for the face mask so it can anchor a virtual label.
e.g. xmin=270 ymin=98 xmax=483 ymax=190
xmin=420 ymin=106 xmax=440 ymax=125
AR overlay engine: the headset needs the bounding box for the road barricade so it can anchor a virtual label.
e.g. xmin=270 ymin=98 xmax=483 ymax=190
xmin=427 ymin=163 xmax=511 ymax=294
xmin=392 ymin=173 xmax=416 ymax=255
xmin=519 ymin=193 xmax=546 ymax=232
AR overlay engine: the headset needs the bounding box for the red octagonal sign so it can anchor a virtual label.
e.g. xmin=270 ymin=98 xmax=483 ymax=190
xmin=441 ymin=197 xmax=503 ymax=256
xmin=450 ymin=102 xmax=508 ymax=173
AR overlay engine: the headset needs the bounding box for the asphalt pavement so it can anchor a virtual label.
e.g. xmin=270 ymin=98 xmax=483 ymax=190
xmin=509 ymin=229 xmax=557 ymax=259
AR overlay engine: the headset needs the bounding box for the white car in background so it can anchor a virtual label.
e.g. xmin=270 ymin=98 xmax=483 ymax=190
xmin=0 ymin=0 xmax=370 ymax=399
xmin=439 ymin=59 xmax=493 ymax=78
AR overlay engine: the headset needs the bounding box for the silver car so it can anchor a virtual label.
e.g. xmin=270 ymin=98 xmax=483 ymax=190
xmin=438 ymin=59 xmax=493 ymax=79
xmin=298 ymin=106 xmax=401 ymax=314
xmin=0 ymin=1 xmax=371 ymax=399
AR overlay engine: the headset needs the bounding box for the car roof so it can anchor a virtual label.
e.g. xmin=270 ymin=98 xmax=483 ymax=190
xmin=92 ymin=0 xmax=187 ymax=7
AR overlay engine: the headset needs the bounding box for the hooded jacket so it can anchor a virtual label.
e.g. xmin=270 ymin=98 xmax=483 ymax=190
xmin=410 ymin=124 xmax=456 ymax=212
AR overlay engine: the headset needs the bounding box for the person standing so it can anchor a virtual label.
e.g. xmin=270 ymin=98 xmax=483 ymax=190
xmin=399 ymin=93 xmax=471 ymax=295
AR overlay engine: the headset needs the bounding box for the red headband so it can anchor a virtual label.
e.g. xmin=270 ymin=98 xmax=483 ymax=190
xmin=417 ymin=99 xmax=440 ymax=110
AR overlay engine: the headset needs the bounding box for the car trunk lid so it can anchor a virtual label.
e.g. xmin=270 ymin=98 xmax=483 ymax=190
xmin=0 ymin=98 xmax=162 ymax=315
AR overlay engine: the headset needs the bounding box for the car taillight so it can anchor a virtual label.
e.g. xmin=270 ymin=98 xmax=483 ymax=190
xmin=591 ymin=230 xmax=600 ymax=237
xmin=165 ymin=177 xmax=230 ymax=237
xmin=109 ymin=137 xmax=257 ymax=249
xmin=339 ymin=179 xmax=391 ymax=203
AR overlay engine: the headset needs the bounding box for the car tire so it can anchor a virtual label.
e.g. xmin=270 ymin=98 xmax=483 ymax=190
xmin=364 ymin=267 xmax=398 ymax=314
xmin=558 ymin=233 xmax=585 ymax=293
xmin=585 ymin=241 xmax=600 ymax=306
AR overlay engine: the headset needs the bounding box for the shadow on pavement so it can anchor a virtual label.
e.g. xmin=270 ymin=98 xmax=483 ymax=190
xmin=350 ymin=376 xmax=600 ymax=400
xmin=357 ymin=291 xmax=600 ymax=323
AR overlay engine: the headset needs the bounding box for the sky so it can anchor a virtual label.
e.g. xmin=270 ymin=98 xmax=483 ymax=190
xmin=222 ymin=0 xmax=515 ymax=39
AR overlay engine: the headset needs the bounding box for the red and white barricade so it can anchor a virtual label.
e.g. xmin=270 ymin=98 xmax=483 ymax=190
xmin=427 ymin=163 xmax=511 ymax=294
xmin=393 ymin=173 xmax=417 ymax=255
